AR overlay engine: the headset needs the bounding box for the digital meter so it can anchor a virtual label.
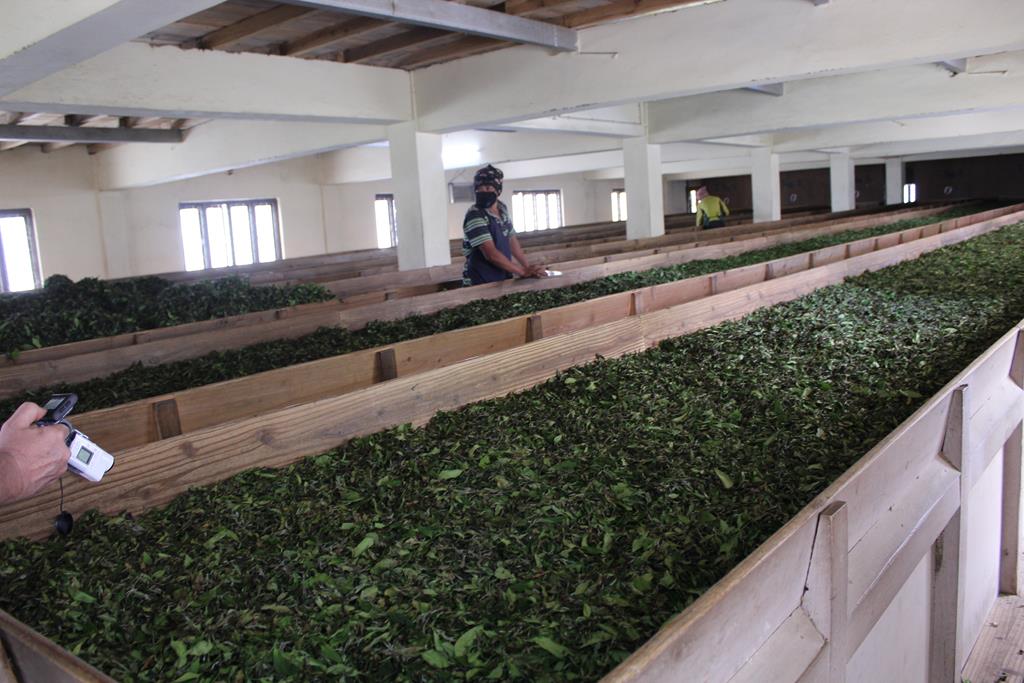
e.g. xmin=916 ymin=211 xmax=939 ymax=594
xmin=35 ymin=393 xmax=115 ymax=482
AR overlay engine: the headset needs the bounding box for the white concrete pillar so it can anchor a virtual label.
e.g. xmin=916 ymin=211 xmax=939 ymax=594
xmin=387 ymin=121 xmax=451 ymax=271
xmin=885 ymin=158 xmax=905 ymax=205
xmin=623 ymin=136 xmax=665 ymax=240
xmin=829 ymin=152 xmax=856 ymax=213
xmin=750 ymin=147 xmax=781 ymax=223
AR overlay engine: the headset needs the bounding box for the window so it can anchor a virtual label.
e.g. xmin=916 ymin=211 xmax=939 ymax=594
xmin=689 ymin=189 xmax=698 ymax=213
xmin=0 ymin=209 xmax=42 ymax=292
xmin=902 ymin=183 xmax=917 ymax=204
xmin=610 ymin=189 xmax=627 ymax=222
xmin=178 ymin=199 xmax=281 ymax=271
xmin=374 ymin=194 xmax=398 ymax=249
xmin=511 ymin=190 xmax=563 ymax=233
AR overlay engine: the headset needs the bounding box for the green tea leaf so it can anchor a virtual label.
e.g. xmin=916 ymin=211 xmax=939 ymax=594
xmin=421 ymin=649 xmax=450 ymax=668
xmin=532 ymin=636 xmax=570 ymax=659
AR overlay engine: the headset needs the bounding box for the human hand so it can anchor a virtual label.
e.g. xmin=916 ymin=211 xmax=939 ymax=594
xmin=527 ymin=264 xmax=548 ymax=278
xmin=0 ymin=403 xmax=70 ymax=503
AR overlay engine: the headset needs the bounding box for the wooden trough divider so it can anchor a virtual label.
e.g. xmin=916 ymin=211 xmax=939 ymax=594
xmin=1 ymin=206 xmax=1021 ymax=542
xmin=0 ymin=203 xmax=969 ymax=399
xmin=57 ymin=206 xmax=1024 ymax=457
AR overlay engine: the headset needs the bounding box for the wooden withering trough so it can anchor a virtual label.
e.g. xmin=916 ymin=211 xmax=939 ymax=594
xmin=0 ymin=210 xmax=1019 ymax=682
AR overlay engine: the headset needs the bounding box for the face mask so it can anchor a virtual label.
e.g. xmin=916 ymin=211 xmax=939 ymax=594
xmin=475 ymin=191 xmax=497 ymax=209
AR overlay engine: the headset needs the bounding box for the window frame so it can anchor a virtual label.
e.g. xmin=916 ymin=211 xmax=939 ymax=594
xmin=610 ymin=189 xmax=627 ymax=222
xmin=178 ymin=198 xmax=282 ymax=271
xmin=374 ymin=193 xmax=399 ymax=249
xmin=510 ymin=189 xmax=564 ymax=233
xmin=0 ymin=208 xmax=43 ymax=293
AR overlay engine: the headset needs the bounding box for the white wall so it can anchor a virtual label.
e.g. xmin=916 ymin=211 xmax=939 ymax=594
xmin=0 ymin=147 xmax=635 ymax=281
xmin=0 ymin=146 xmax=106 ymax=281
xmin=117 ymin=157 xmax=328 ymax=276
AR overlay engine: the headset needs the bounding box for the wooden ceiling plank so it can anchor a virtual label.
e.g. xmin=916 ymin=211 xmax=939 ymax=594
xmin=284 ymin=17 xmax=390 ymax=56
xmin=344 ymin=27 xmax=451 ymax=63
xmin=397 ymin=35 xmax=507 ymax=69
xmin=504 ymin=0 xmax=583 ymax=15
xmin=561 ymin=0 xmax=709 ymax=28
xmin=197 ymin=4 xmax=316 ymax=50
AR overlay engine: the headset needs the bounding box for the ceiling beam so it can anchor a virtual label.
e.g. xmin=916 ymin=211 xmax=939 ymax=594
xmin=560 ymin=0 xmax=719 ymax=28
xmin=196 ymin=4 xmax=316 ymax=50
xmin=289 ymin=0 xmax=577 ymax=50
xmin=0 ymin=124 xmax=184 ymax=143
xmin=284 ymin=17 xmax=388 ymax=56
xmin=1 ymin=42 xmax=413 ymax=124
xmin=0 ymin=0 xmax=224 ymax=97
xmin=344 ymin=27 xmax=449 ymax=63
xmin=413 ymin=0 xmax=1024 ymax=133
xmin=647 ymin=52 xmax=1024 ymax=144
xmin=744 ymin=83 xmax=785 ymax=97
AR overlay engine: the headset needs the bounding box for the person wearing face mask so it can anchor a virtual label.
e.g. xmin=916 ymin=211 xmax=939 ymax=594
xmin=461 ymin=164 xmax=547 ymax=286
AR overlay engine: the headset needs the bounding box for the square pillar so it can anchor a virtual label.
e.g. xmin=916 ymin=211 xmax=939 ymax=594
xmin=829 ymin=152 xmax=856 ymax=213
xmin=751 ymin=147 xmax=781 ymax=223
xmin=885 ymin=158 xmax=905 ymax=205
xmin=623 ymin=136 xmax=665 ymax=240
xmin=387 ymin=121 xmax=451 ymax=271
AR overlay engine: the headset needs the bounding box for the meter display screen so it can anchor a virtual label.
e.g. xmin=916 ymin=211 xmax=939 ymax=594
xmin=44 ymin=397 xmax=64 ymax=410
xmin=75 ymin=446 xmax=94 ymax=465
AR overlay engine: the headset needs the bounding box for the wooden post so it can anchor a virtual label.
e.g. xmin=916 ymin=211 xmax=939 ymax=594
xmin=152 ymin=399 xmax=182 ymax=440
xmin=630 ymin=291 xmax=646 ymax=316
xmin=374 ymin=348 xmax=398 ymax=382
xmin=765 ymin=262 xmax=776 ymax=280
xmin=802 ymin=501 xmax=849 ymax=683
xmin=931 ymin=385 xmax=970 ymax=682
xmin=526 ymin=315 xmax=544 ymax=342
xmin=1001 ymin=421 xmax=1023 ymax=595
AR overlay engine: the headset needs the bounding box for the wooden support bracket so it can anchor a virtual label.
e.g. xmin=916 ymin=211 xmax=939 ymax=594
xmin=0 ymin=636 xmax=21 ymax=682
xmin=1001 ymin=421 xmax=1023 ymax=595
xmin=630 ymin=291 xmax=646 ymax=316
xmin=930 ymin=385 xmax=970 ymax=681
xmin=152 ymin=399 xmax=182 ymax=440
xmin=375 ymin=348 xmax=398 ymax=382
xmin=802 ymin=500 xmax=849 ymax=683
xmin=1010 ymin=329 xmax=1024 ymax=389
xmin=526 ymin=315 xmax=544 ymax=342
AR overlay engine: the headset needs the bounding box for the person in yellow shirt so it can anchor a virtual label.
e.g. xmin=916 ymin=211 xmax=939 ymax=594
xmin=695 ymin=185 xmax=730 ymax=229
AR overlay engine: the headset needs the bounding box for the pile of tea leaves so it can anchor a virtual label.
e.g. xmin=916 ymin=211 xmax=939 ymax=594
xmin=0 ymin=208 xmax=980 ymax=416
xmin=2 ymin=223 xmax=1023 ymax=682
xmin=0 ymin=275 xmax=333 ymax=355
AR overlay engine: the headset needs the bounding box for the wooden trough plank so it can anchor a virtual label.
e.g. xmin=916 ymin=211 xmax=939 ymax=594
xmin=0 ymin=610 xmax=114 ymax=683
xmin=727 ymin=608 xmax=825 ymax=683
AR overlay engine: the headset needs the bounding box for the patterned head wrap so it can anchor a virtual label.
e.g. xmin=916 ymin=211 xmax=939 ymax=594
xmin=473 ymin=164 xmax=504 ymax=194
xmin=696 ymin=185 xmax=709 ymax=201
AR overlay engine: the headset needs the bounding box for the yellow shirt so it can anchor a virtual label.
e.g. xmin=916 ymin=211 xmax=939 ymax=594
xmin=696 ymin=196 xmax=730 ymax=227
